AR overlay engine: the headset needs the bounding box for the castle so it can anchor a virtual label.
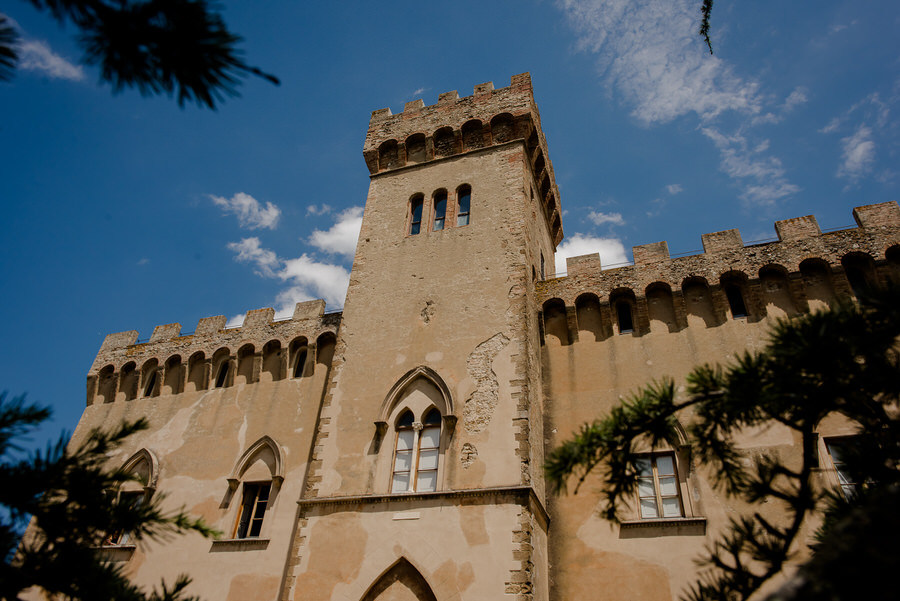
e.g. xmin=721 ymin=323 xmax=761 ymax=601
xmin=64 ymin=74 xmax=900 ymax=600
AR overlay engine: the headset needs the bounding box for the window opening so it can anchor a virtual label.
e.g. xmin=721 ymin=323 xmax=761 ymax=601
xmin=616 ymin=302 xmax=634 ymax=333
xmin=105 ymin=490 xmax=143 ymax=545
xmin=293 ymin=349 xmax=307 ymax=378
xmin=457 ymin=187 xmax=471 ymax=226
xmin=143 ymin=370 xmax=157 ymax=397
xmin=725 ymin=285 xmax=748 ymax=318
xmin=234 ymin=482 xmax=271 ymax=538
xmin=409 ymin=197 xmax=423 ymax=235
xmin=637 ymin=454 xmax=682 ymax=519
xmin=826 ymin=441 xmax=858 ymax=499
xmin=215 ymin=362 xmax=229 ymax=388
xmin=391 ymin=408 xmax=441 ymax=493
xmin=432 ymin=192 xmax=447 ymax=231
xmin=540 ymin=253 xmax=545 ymax=280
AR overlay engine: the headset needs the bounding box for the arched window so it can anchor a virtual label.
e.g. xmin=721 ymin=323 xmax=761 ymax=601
xmin=228 ymin=436 xmax=284 ymax=540
xmin=456 ymin=185 xmax=471 ymax=226
xmin=432 ymin=190 xmax=447 ymax=231
xmin=409 ymin=195 xmax=424 ymax=235
xmin=104 ymin=449 xmax=158 ymax=546
xmin=391 ymin=407 xmax=442 ymax=493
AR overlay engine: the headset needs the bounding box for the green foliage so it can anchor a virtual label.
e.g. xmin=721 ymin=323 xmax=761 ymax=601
xmin=0 ymin=14 xmax=16 ymax=82
xmin=0 ymin=392 xmax=216 ymax=601
xmin=545 ymin=286 xmax=900 ymax=601
xmin=2 ymin=1 xmax=277 ymax=108
xmin=700 ymin=0 xmax=714 ymax=54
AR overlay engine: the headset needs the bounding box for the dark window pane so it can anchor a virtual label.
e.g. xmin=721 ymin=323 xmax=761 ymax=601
xmin=457 ymin=188 xmax=471 ymax=226
xmin=410 ymin=198 xmax=423 ymax=235
xmin=423 ymin=408 xmax=441 ymax=425
xmin=433 ymin=193 xmax=447 ymax=231
xmin=397 ymin=410 xmax=414 ymax=428
xmin=617 ymin=302 xmax=634 ymax=333
xmin=726 ymin=285 xmax=748 ymax=317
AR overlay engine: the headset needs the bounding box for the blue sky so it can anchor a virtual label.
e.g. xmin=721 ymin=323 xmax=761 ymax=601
xmin=2 ymin=0 xmax=898 ymax=448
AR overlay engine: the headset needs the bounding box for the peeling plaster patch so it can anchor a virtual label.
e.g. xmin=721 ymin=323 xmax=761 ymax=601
xmin=237 ymin=414 xmax=248 ymax=452
xmin=420 ymin=299 xmax=435 ymax=323
xmin=460 ymin=443 xmax=478 ymax=468
xmin=463 ymin=333 xmax=510 ymax=433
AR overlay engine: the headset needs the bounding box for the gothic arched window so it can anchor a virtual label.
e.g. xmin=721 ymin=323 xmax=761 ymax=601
xmin=391 ymin=407 xmax=442 ymax=493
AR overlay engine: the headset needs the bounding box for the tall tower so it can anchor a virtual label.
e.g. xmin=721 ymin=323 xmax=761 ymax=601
xmin=283 ymin=73 xmax=561 ymax=601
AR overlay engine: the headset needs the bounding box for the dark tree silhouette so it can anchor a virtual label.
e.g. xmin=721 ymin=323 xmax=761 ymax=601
xmin=545 ymin=285 xmax=900 ymax=601
xmin=1 ymin=393 xmax=216 ymax=601
xmin=1 ymin=0 xmax=277 ymax=108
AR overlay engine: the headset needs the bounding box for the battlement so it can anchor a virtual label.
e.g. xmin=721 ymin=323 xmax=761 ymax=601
xmin=86 ymin=300 xmax=341 ymax=405
xmin=540 ymin=202 xmax=900 ymax=342
xmin=363 ymin=73 xmax=563 ymax=245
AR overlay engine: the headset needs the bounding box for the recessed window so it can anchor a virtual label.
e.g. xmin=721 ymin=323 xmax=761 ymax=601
xmin=234 ymin=482 xmax=271 ymax=539
xmin=143 ymin=369 xmax=158 ymax=398
xmin=637 ymin=454 xmax=682 ymax=519
xmin=104 ymin=489 xmax=144 ymax=545
xmin=725 ymin=285 xmax=748 ymax=318
xmin=293 ymin=348 xmax=307 ymax=378
xmin=616 ymin=302 xmax=634 ymax=334
xmin=540 ymin=253 xmax=545 ymax=280
xmin=409 ymin=196 xmax=424 ymax=235
xmin=432 ymin=191 xmax=447 ymax=231
xmin=456 ymin=186 xmax=471 ymax=226
xmin=391 ymin=408 xmax=441 ymax=493
xmin=825 ymin=440 xmax=858 ymax=499
xmin=215 ymin=362 xmax=229 ymax=388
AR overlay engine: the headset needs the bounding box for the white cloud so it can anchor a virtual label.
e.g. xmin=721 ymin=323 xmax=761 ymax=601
xmin=306 ymin=204 xmax=332 ymax=216
xmin=137 ymin=258 xmax=150 ymax=266
xmin=308 ymin=206 xmax=363 ymax=257
xmin=838 ymin=125 xmax=875 ymax=181
xmin=701 ymin=127 xmax=799 ymax=205
xmin=819 ymin=117 xmax=841 ymax=134
xmin=555 ymin=233 xmax=628 ymax=274
xmin=226 ymin=238 xmax=349 ymax=312
xmin=412 ymin=87 xmax=427 ymax=96
xmin=559 ymin=0 xmax=763 ymax=124
xmin=587 ymin=211 xmax=625 ymax=226
xmin=211 ymin=192 xmax=281 ymax=230
xmin=278 ymin=255 xmax=350 ymax=309
xmin=665 ymin=184 xmax=683 ymax=195
xmin=783 ymin=87 xmax=808 ymax=111
xmin=18 ymin=39 xmax=84 ymax=81
xmin=226 ymin=314 xmax=245 ymax=328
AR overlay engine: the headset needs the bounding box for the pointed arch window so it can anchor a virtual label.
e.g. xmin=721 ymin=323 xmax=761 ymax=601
xmin=391 ymin=408 xmax=442 ymax=493
xmin=456 ymin=185 xmax=471 ymax=226
xmin=432 ymin=191 xmax=447 ymax=231
xmin=226 ymin=436 xmax=284 ymax=540
xmin=409 ymin=195 xmax=424 ymax=235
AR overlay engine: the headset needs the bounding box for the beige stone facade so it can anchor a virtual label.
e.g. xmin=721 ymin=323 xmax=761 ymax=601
xmin=52 ymin=74 xmax=900 ymax=600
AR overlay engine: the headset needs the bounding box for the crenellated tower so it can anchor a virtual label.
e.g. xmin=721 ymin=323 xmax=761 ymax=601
xmin=282 ymin=73 xmax=558 ymax=601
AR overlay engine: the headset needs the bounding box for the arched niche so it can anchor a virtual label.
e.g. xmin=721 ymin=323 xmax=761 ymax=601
xmin=360 ymin=557 xmax=437 ymax=601
xmin=759 ymin=265 xmax=797 ymax=318
xmin=575 ymin=293 xmax=604 ymax=342
xmin=236 ymin=343 xmax=256 ymax=385
xmin=187 ymin=351 xmax=208 ymax=392
xmin=289 ymin=336 xmax=309 ymax=378
xmin=316 ymin=332 xmax=336 ymax=371
xmin=542 ymin=298 xmax=570 ymax=345
xmin=119 ymin=362 xmax=138 ymax=401
xmin=433 ymin=126 xmax=456 ymax=158
xmin=609 ymin=288 xmax=638 ymax=335
xmin=490 ymin=112 xmax=515 ymax=143
xmin=646 ymin=282 xmax=677 ymax=333
xmin=163 ymin=355 xmax=184 ymax=395
xmin=228 ymin=435 xmax=285 ymax=490
xmin=378 ymin=139 xmax=401 ymax=171
xmin=261 ymin=340 xmax=283 ymax=382
xmin=141 ymin=359 xmax=160 ymax=398
xmin=842 ymin=252 xmax=877 ymax=298
xmin=98 ymin=365 xmax=116 ymax=404
xmin=461 ymin=119 xmax=484 ymax=151
xmin=405 ymin=133 xmax=426 ymax=164
xmin=682 ymin=277 xmax=718 ymax=328
xmin=120 ymin=448 xmax=160 ymax=491
xmin=719 ymin=270 xmax=751 ymax=319
xmin=212 ymin=347 xmax=232 ymax=389
xmin=800 ymin=258 xmax=837 ymax=311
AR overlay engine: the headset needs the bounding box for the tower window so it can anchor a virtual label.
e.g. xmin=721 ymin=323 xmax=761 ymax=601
xmin=725 ymin=285 xmax=748 ymax=318
xmin=432 ymin=191 xmax=447 ymax=231
xmin=616 ymin=302 xmax=634 ymax=333
xmin=456 ymin=186 xmax=471 ymax=226
xmin=143 ymin=370 xmax=158 ymax=398
xmin=409 ymin=196 xmax=423 ymax=235
xmin=637 ymin=454 xmax=683 ymax=519
xmin=391 ymin=408 xmax=442 ymax=493
xmin=293 ymin=349 xmax=307 ymax=378
xmin=215 ymin=362 xmax=229 ymax=388
xmin=233 ymin=482 xmax=271 ymax=538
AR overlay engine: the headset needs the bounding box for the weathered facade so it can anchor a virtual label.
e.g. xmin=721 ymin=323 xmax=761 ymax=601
xmin=55 ymin=74 xmax=900 ymax=600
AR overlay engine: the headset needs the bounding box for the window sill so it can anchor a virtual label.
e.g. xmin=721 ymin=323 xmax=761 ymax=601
xmin=619 ymin=517 xmax=707 ymax=538
xmin=96 ymin=544 xmax=136 ymax=562
xmin=209 ymin=538 xmax=270 ymax=552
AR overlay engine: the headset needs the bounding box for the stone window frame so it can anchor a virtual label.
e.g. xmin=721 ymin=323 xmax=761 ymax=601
xmin=222 ymin=435 xmax=285 ymax=542
xmin=408 ymin=193 xmax=425 ymax=236
xmin=431 ymin=189 xmax=448 ymax=232
xmin=102 ymin=448 xmax=159 ymax=548
xmin=390 ymin=407 xmax=442 ymax=494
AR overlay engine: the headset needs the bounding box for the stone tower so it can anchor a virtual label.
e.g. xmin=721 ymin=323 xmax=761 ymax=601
xmin=281 ymin=73 xmax=559 ymax=601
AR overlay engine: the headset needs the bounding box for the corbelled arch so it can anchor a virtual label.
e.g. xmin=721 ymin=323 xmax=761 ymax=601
xmin=360 ymin=557 xmax=438 ymax=601
xmin=227 ymin=435 xmax=285 ymax=489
